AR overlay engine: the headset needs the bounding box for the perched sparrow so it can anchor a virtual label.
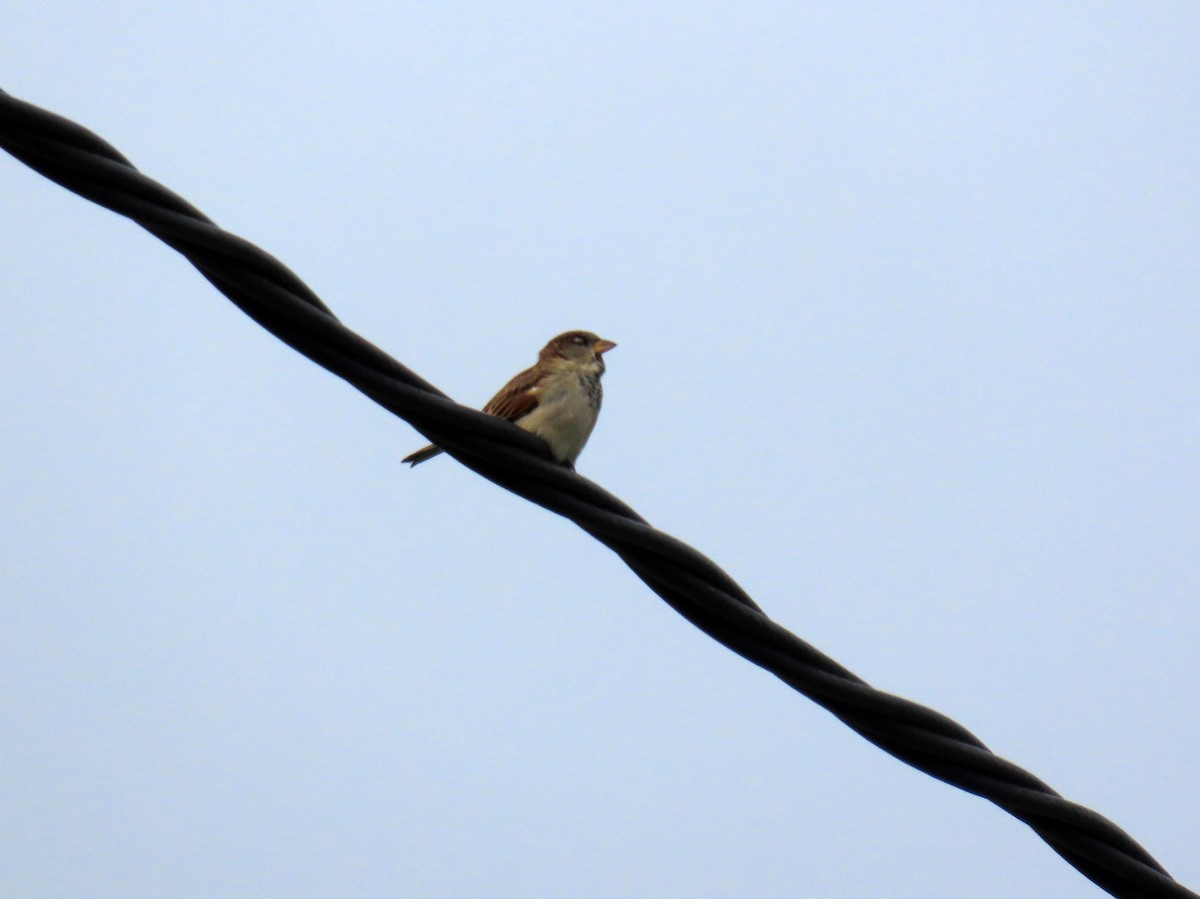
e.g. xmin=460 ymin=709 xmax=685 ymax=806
xmin=402 ymin=330 xmax=617 ymax=468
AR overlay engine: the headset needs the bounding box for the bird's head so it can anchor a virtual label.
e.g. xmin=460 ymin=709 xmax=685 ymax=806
xmin=541 ymin=331 xmax=617 ymax=372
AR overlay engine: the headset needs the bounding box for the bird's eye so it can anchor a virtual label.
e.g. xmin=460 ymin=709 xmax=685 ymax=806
xmin=574 ymin=335 xmax=587 ymax=345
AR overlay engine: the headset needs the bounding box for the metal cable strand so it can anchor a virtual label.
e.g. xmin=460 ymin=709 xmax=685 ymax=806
xmin=2 ymin=89 xmax=1193 ymax=899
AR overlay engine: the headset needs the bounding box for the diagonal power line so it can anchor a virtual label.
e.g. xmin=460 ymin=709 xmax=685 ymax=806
xmin=1 ymin=88 xmax=1194 ymax=899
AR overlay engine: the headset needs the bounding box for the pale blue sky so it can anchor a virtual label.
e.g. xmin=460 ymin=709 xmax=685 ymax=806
xmin=3 ymin=4 xmax=1198 ymax=897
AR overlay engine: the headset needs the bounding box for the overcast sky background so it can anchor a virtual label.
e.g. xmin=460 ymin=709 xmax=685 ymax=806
xmin=2 ymin=4 xmax=1198 ymax=898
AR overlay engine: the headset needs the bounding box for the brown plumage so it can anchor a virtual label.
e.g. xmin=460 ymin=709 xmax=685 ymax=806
xmin=403 ymin=330 xmax=617 ymax=468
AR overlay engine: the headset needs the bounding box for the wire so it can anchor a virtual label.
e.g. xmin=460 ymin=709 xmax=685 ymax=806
xmin=2 ymin=88 xmax=1194 ymax=899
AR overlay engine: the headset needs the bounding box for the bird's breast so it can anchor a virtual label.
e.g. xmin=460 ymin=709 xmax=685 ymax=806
xmin=517 ymin=372 xmax=603 ymax=465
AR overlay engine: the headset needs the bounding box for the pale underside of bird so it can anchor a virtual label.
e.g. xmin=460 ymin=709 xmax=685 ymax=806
xmin=402 ymin=330 xmax=616 ymax=469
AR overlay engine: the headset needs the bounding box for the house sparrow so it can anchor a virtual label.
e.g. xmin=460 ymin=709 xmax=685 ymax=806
xmin=402 ymin=330 xmax=617 ymax=468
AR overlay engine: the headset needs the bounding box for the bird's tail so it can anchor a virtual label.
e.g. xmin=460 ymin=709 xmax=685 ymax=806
xmin=402 ymin=444 xmax=444 ymax=467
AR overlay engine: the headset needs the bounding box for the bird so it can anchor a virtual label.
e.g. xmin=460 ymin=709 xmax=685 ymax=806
xmin=402 ymin=330 xmax=617 ymax=469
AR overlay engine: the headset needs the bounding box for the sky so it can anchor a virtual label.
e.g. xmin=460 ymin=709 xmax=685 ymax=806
xmin=2 ymin=4 xmax=1198 ymax=898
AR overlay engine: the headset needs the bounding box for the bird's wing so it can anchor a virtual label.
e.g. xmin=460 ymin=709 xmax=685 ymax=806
xmin=482 ymin=365 xmax=543 ymax=421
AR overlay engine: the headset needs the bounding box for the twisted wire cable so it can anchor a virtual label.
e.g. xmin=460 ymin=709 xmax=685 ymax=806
xmin=2 ymin=88 xmax=1193 ymax=899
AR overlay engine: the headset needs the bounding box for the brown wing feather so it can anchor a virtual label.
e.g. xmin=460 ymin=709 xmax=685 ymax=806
xmin=481 ymin=365 xmax=543 ymax=422
xmin=403 ymin=363 xmax=543 ymax=467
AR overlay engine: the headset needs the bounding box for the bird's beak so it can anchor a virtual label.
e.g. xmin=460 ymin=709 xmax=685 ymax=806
xmin=594 ymin=338 xmax=617 ymax=355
